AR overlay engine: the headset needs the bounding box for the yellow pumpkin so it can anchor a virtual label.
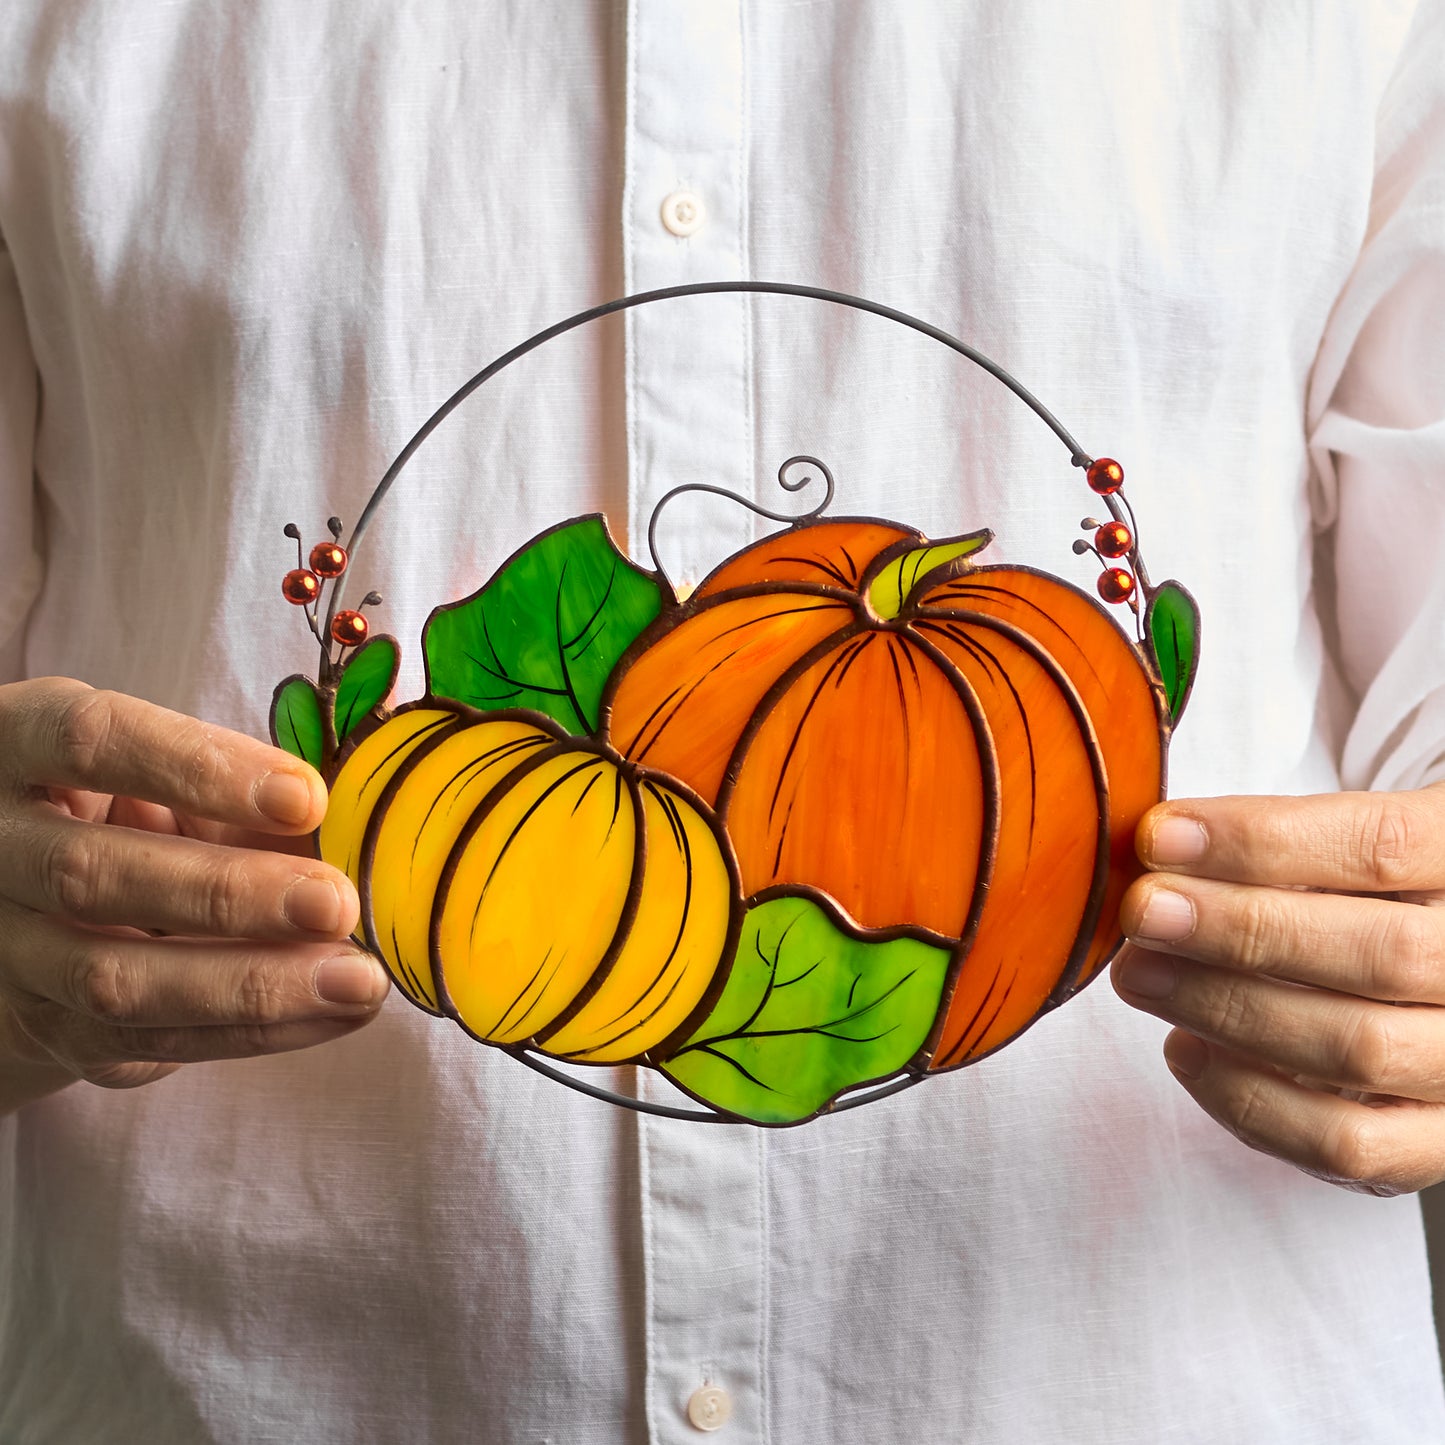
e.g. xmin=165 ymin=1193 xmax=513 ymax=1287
xmin=319 ymin=703 xmax=739 ymax=1064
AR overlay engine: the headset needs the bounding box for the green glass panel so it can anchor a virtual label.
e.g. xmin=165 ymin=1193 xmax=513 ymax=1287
xmin=866 ymin=529 xmax=993 ymax=620
xmin=424 ymin=516 xmax=662 ymax=735
xmin=334 ymin=634 xmax=399 ymax=740
xmin=663 ymin=894 xmax=950 ymax=1125
xmin=270 ymin=675 xmax=326 ymax=770
xmin=1145 ymin=580 xmax=1201 ymax=722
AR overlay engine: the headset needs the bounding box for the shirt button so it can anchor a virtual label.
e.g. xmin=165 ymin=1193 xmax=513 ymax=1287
xmin=686 ymin=1384 xmax=732 ymax=1432
xmin=660 ymin=189 xmax=706 ymax=237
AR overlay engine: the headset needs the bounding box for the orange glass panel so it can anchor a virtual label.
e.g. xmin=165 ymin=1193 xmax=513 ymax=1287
xmin=916 ymin=619 xmax=1105 ymax=1068
xmin=722 ymin=631 xmax=988 ymax=939
xmin=606 ymin=592 xmax=855 ymax=804
xmin=693 ymin=519 xmax=918 ymax=599
xmin=918 ymin=567 xmax=1164 ymax=995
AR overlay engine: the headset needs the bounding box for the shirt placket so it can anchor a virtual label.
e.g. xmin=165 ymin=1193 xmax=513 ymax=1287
xmin=622 ymin=3 xmax=768 ymax=1442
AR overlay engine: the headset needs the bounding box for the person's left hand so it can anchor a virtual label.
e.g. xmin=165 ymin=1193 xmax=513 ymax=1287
xmin=1111 ymin=783 xmax=1445 ymax=1195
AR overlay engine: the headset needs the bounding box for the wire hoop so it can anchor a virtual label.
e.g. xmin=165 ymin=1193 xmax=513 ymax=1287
xmin=322 ymin=281 xmax=1098 ymax=647
xmin=310 ymin=281 xmax=1151 ymax=1125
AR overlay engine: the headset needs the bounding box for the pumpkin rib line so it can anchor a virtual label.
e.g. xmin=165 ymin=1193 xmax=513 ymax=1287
xmin=623 ymin=601 xmax=844 ymax=761
xmin=932 ymin=958 xmax=1005 ymax=1070
xmin=709 ymin=613 xmax=870 ymax=817
xmin=383 ymin=887 xmax=428 ymax=1006
xmin=570 ymin=767 xmax=603 ymax=815
xmin=954 ymin=974 xmax=1018 ymax=1068
xmin=449 ymin=753 xmax=617 ymax=1037
xmin=692 ymin=578 xmax=864 ymax=610
xmin=561 ymin=925 xmax=694 ymax=1055
xmin=910 ymin=606 xmax=1113 ymax=1062
xmin=533 ymin=769 xmax=652 ymax=1050
xmin=511 ymin=942 xmax=591 ymax=1044
xmin=920 ymin=575 xmax=1111 ymax=691
xmin=892 ymin=627 xmax=1001 ymax=1063
xmin=755 ymin=553 xmax=856 ymax=589
xmin=467 ymin=756 xmax=603 ymax=922
xmin=622 ymin=680 xmax=692 ymax=762
xmin=708 ymin=600 xmax=853 ymax=637
xmin=762 ymin=635 xmax=869 ymax=833
xmin=352 ymin=711 xmax=476 ymax=1015
xmin=644 ymin=777 xmax=748 ymax=1064
xmin=565 ymin=785 xmax=697 ymax=1048
xmin=348 ymin=713 xmax=459 ymax=877
xmin=922 ymin=623 xmax=1039 ymax=855
xmin=428 ymin=733 xmax=598 ymax=1020
xmin=883 ymin=638 xmax=912 ymax=782
xmin=609 ymin=766 xmax=626 ymax=837
xmin=491 ymin=944 xmax=556 ymax=1041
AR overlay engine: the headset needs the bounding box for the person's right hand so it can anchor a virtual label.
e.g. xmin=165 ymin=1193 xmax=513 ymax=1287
xmin=0 ymin=677 xmax=389 ymax=1104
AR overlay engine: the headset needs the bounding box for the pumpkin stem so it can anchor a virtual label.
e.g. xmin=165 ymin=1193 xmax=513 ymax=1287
xmin=865 ymin=530 xmax=994 ymax=620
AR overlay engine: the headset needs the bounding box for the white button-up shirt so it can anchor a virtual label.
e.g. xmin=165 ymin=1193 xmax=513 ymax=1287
xmin=1 ymin=2 xmax=1444 ymax=1441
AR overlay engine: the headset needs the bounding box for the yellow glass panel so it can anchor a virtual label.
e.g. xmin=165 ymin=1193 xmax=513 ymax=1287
xmin=436 ymin=749 xmax=636 ymax=1044
xmin=543 ymin=779 xmax=733 ymax=1063
xmin=367 ymin=719 xmax=555 ymax=1012
xmin=319 ymin=709 xmax=459 ymax=898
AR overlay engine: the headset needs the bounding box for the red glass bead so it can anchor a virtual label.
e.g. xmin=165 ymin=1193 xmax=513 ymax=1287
xmin=282 ymin=568 xmax=320 ymax=605
xmin=309 ymin=541 xmax=348 ymax=578
xmin=1097 ymin=567 xmax=1136 ymax=604
xmin=331 ymin=609 xmax=369 ymax=646
xmin=1094 ymin=521 xmax=1132 ymax=558
xmin=1086 ymin=457 xmax=1125 ymax=494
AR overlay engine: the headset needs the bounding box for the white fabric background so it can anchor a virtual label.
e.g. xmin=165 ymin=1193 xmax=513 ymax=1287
xmin=0 ymin=2 xmax=1443 ymax=1440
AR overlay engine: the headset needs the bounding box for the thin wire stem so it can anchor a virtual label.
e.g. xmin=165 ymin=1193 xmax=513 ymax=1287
xmin=647 ymin=455 xmax=835 ymax=589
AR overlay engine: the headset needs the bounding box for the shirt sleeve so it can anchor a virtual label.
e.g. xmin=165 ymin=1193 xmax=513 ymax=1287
xmin=1306 ymin=0 xmax=1445 ymax=794
xmin=0 ymin=228 xmax=40 ymax=687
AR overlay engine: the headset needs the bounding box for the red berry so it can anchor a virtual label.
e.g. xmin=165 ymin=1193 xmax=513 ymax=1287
xmin=1086 ymin=457 xmax=1125 ymax=495
xmin=282 ymin=568 xmax=320 ymax=604
xmin=1097 ymin=567 xmax=1135 ymax=604
xmin=1095 ymin=521 xmax=1132 ymax=558
xmin=309 ymin=541 xmax=348 ymax=578
xmin=331 ymin=609 xmax=369 ymax=646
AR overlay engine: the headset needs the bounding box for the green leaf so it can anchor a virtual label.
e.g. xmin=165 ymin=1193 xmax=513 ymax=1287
xmin=334 ymin=635 xmax=399 ymax=741
xmin=866 ymin=529 xmax=993 ymax=620
xmin=270 ymin=676 xmax=326 ymax=770
xmin=424 ymin=516 xmax=662 ymax=735
xmin=662 ymin=895 xmax=950 ymax=1125
xmin=1145 ymin=580 xmax=1201 ymax=722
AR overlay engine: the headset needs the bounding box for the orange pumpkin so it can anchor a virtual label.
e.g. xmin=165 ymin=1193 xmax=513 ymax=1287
xmin=603 ymin=518 xmax=1166 ymax=1071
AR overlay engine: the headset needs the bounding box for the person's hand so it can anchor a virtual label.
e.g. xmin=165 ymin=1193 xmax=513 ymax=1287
xmin=0 ymin=677 xmax=387 ymax=1104
xmin=1111 ymin=783 xmax=1445 ymax=1195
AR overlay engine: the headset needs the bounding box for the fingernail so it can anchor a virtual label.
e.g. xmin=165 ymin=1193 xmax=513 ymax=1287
xmin=1131 ymin=888 xmax=1195 ymax=944
xmin=256 ymin=771 xmax=315 ymax=826
xmin=1164 ymin=1031 xmax=1209 ymax=1080
xmin=1117 ymin=954 xmax=1178 ymax=1000
xmin=284 ymin=877 xmax=343 ymax=934
xmin=314 ymin=954 xmax=387 ymax=1007
xmin=1148 ymin=815 xmax=1208 ymax=866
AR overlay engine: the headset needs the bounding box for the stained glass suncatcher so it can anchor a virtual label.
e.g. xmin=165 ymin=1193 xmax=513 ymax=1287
xmin=270 ymin=283 xmax=1200 ymax=1126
